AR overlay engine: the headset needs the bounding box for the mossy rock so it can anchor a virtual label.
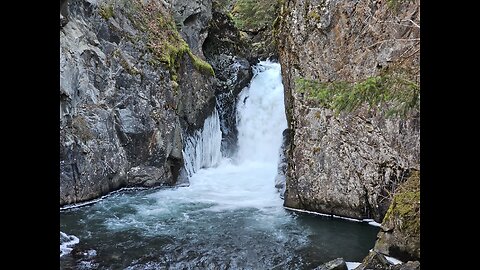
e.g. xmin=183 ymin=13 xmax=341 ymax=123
xmin=375 ymin=170 xmax=420 ymax=261
xmin=99 ymin=3 xmax=114 ymax=20
xmin=120 ymin=0 xmax=214 ymax=80
xmin=382 ymin=170 xmax=420 ymax=236
xmin=294 ymin=65 xmax=420 ymax=117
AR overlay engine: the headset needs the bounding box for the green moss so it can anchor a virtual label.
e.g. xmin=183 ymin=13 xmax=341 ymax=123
xmin=99 ymin=3 xmax=114 ymax=20
xmin=156 ymin=41 xmax=190 ymax=72
xmin=124 ymin=0 xmax=214 ymax=81
xmin=295 ymin=67 xmax=419 ymax=117
xmin=188 ymin=51 xmax=215 ymax=76
xmin=383 ymin=171 xmax=420 ymax=237
xmin=307 ymin=11 xmax=321 ymax=21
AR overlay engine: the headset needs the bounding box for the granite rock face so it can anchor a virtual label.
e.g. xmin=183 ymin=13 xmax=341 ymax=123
xmin=60 ymin=0 xmax=216 ymax=205
xmin=314 ymin=258 xmax=347 ymax=270
xmin=173 ymin=0 xmax=212 ymax=58
xmin=277 ymin=0 xmax=420 ymax=222
xmin=203 ymin=2 xmax=253 ymax=156
xmin=354 ymin=250 xmax=420 ymax=270
xmin=275 ymin=129 xmax=292 ymax=198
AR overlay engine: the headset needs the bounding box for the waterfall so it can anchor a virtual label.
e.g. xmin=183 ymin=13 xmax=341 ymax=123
xmin=61 ymin=61 xmax=379 ymax=269
xmin=182 ymin=60 xmax=286 ymax=178
xmin=182 ymin=108 xmax=222 ymax=177
xmin=235 ymin=61 xmax=287 ymax=164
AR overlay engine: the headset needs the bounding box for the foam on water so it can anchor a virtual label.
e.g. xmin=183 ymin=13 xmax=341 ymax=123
xmin=60 ymin=231 xmax=79 ymax=257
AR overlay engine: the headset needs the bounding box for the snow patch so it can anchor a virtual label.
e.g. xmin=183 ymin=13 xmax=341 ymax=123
xmin=346 ymin=262 xmax=361 ymax=270
xmin=284 ymin=207 xmax=383 ymax=227
xmin=362 ymin=219 xmax=382 ymax=227
xmin=333 ymin=214 xmax=362 ymax=222
xmin=385 ymin=255 xmax=403 ymax=265
xmin=60 ymin=187 xmax=150 ymax=211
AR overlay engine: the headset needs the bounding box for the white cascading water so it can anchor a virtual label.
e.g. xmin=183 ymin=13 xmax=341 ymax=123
xmin=182 ymin=108 xmax=222 ymax=177
xmin=236 ymin=62 xmax=287 ymax=164
xmin=61 ymin=61 xmax=379 ymax=268
xmin=176 ymin=60 xmax=287 ymax=211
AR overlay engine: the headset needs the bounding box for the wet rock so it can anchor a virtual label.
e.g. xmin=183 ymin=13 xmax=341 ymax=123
xmin=127 ymin=165 xmax=171 ymax=187
xmin=374 ymin=171 xmax=420 ymax=261
xmin=392 ymin=261 xmax=420 ymax=270
xmin=203 ymin=7 xmax=253 ymax=156
xmin=354 ymin=251 xmax=391 ymax=270
xmin=275 ymin=129 xmax=292 ymax=198
xmin=314 ymin=258 xmax=347 ymax=270
xmin=173 ymin=0 xmax=212 ymax=58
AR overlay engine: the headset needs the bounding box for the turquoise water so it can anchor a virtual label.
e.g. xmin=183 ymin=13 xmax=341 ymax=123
xmin=60 ymin=185 xmax=378 ymax=269
xmin=60 ymin=61 xmax=378 ymax=269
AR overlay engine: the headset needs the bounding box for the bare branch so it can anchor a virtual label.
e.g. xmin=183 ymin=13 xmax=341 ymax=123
xmin=367 ymin=38 xmax=420 ymax=49
xmin=406 ymin=19 xmax=420 ymax=28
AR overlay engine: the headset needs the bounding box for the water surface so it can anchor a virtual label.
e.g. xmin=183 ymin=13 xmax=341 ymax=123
xmin=60 ymin=61 xmax=378 ymax=269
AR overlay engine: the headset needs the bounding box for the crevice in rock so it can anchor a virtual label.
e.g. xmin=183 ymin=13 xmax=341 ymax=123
xmin=167 ymin=155 xmax=183 ymax=185
xmin=60 ymin=0 xmax=69 ymax=28
xmin=363 ymin=186 xmax=373 ymax=219
xmin=183 ymin=12 xmax=201 ymax=26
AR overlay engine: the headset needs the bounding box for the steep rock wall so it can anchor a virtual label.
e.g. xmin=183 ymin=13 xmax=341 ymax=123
xmin=277 ymin=0 xmax=420 ymax=222
xmin=203 ymin=0 xmax=253 ymax=156
xmin=60 ymin=0 xmax=216 ymax=205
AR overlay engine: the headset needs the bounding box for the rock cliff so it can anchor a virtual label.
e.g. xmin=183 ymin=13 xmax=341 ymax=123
xmin=353 ymin=171 xmax=420 ymax=269
xmin=60 ymin=0 xmax=217 ymax=205
xmin=277 ymin=0 xmax=420 ymax=223
xmin=203 ymin=0 xmax=253 ymax=156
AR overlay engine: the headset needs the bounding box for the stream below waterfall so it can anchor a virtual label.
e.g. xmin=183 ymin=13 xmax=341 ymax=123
xmin=60 ymin=61 xmax=379 ymax=269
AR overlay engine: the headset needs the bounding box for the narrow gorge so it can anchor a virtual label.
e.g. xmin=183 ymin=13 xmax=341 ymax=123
xmin=60 ymin=0 xmax=420 ymax=269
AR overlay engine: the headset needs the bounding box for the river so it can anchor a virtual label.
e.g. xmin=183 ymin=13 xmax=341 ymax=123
xmin=60 ymin=61 xmax=378 ymax=269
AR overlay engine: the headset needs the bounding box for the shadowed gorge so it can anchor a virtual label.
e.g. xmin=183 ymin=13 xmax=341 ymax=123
xmin=60 ymin=0 xmax=420 ymax=268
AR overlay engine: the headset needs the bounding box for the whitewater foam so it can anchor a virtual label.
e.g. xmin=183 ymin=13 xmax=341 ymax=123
xmin=60 ymin=231 xmax=79 ymax=257
xmin=60 ymin=61 xmax=379 ymax=267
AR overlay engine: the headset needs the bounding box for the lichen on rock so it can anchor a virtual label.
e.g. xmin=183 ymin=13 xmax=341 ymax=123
xmin=374 ymin=170 xmax=420 ymax=261
xmin=277 ymin=0 xmax=420 ymax=223
xmin=60 ymin=0 xmax=217 ymax=205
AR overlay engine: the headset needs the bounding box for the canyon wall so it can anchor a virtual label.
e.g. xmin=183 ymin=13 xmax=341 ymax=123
xmin=60 ymin=0 xmax=217 ymax=205
xmin=277 ymin=0 xmax=420 ymax=223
